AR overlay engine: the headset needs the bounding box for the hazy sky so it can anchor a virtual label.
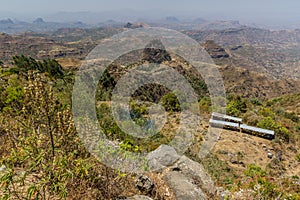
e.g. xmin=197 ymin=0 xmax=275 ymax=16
xmin=1 ymin=0 xmax=300 ymax=26
xmin=1 ymin=0 xmax=299 ymax=13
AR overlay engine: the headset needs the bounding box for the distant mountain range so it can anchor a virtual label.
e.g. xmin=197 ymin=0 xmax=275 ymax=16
xmin=0 ymin=18 xmax=92 ymax=34
xmin=0 ymin=17 xmax=248 ymax=34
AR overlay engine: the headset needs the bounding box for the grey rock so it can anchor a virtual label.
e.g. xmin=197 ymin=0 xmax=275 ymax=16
xmin=169 ymin=156 xmax=217 ymax=196
xmin=231 ymin=160 xmax=238 ymax=164
xmin=146 ymin=144 xmax=180 ymax=171
xmin=127 ymin=195 xmax=154 ymax=200
xmin=267 ymin=152 xmax=273 ymax=159
xmin=165 ymin=171 xmax=207 ymax=200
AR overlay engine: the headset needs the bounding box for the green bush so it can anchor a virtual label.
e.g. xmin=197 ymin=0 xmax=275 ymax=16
xmin=245 ymin=164 xmax=267 ymax=178
xmin=0 ymin=75 xmax=24 ymax=112
xmin=266 ymin=97 xmax=280 ymax=107
xmin=161 ymin=93 xmax=181 ymax=112
xmin=257 ymin=117 xmax=291 ymax=141
xmin=12 ymin=55 xmax=66 ymax=79
xmin=226 ymin=96 xmax=247 ymax=116
xmin=5 ymin=83 xmax=23 ymax=106
xmin=96 ymin=103 xmax=126 ymax=140
xmin=250 ymin=98 xmax=262 ymax=106
xmin=259 ymin=107 xmax=275 ymax=118
xmin=199 ymin=96 xmax=212 ymax=113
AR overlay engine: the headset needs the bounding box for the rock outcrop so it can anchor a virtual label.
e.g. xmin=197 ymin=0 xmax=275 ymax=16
xmin=146 ymin=144 xmax=219 ymax=199
xmin=124 ymin=22 xmax=150 ymax=29
xmin=164 ymin=155 xmax=218 ymax=199
xmin=202 ymin=40 xmax=229 ymax=59
xmin=142 ymin=39 xmax=172 ymax=64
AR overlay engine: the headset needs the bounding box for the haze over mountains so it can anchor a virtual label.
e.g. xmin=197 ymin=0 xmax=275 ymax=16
xmin=0 ymin=15 xmax=246 ymax=34
xmin=0 ymin=8 xmax=300 ymax=34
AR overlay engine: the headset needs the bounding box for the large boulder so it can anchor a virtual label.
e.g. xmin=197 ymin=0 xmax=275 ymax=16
xmin=165 ymin=171 xmax=207 ymax=200
xmin=164 ymin=156 xmax=218 ymax=199
xmin=146 ymin=144 xmax=180 ymax=171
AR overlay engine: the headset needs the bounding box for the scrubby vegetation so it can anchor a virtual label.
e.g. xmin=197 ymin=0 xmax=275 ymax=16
xmin=0 ymin=57 xmax=143 ymax=199
xmin=239 ymin=164 xmax=299 ymax=199
xmin=226 ymin=94 xmax=299 ymax=142
xmin=1 ymin=55 xmax=299 ymax=199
